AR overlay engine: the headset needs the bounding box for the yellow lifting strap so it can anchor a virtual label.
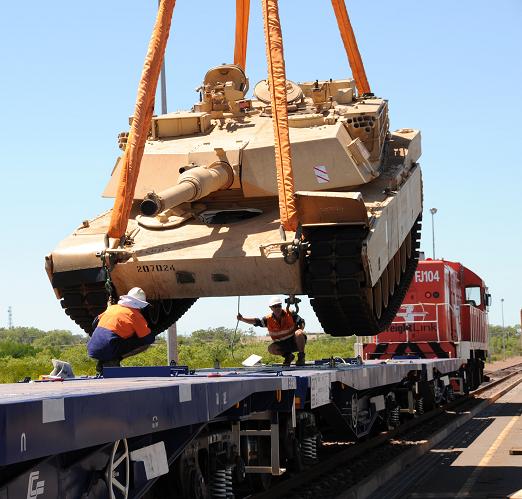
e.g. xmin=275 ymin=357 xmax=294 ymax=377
xmin=261 ymin=0 xmax=298 ymax=232
xmin=233 ymin=0 xmax=250 ymax=70
xmin=108 ymin=0 xmax=176 ymax=239
xmin=331 ymin=0 xmax=371 ymax=95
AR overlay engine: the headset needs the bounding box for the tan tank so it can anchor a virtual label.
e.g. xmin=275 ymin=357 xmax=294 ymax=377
xmin=45 ymin=2 xmax=422 ymax=337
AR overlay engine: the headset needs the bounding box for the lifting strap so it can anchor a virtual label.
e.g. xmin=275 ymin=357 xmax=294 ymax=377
xmin=331 ymin=0 xmax=371 ymax=95
xmin=107 ymin=0 xmax=176 ymax=239
xmin=261 ymin=0 xmax=298 ymax=232
xmin=233 ymin=0 xmax=250 ymax=70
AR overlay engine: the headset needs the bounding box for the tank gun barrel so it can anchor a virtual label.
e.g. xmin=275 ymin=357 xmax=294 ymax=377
xmin=140 ymin=162 xmax=233 ymax=217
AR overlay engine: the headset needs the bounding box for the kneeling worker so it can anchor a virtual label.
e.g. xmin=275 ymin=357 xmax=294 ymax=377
xmin=88 ymin=287 xmax=154 ymax=373
xmin=237 ymin=296 xmax=307 ymax=366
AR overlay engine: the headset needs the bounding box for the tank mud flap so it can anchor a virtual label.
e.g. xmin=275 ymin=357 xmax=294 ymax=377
xmin=294 ymin=191 xmax=369 ymax=226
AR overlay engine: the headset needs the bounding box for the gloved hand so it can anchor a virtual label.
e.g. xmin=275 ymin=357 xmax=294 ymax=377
xmin=237 ymin=313 xmax=243 ymax=321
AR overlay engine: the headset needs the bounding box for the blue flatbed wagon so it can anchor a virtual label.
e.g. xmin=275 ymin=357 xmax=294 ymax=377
xmin=0 ymin=358 xmax=466 ymax=498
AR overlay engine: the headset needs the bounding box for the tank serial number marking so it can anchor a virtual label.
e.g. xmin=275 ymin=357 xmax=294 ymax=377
xmin=414 ymin=270 xmax=440 ymax=283
xmin=137 ymin=264 xmax=176 ymax=273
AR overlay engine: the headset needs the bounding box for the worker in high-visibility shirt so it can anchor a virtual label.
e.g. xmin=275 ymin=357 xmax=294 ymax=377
xmin=87 ymin=287 xmax=154 ymax=373
xmin=237 ymin=296 xmax=307 ymax=366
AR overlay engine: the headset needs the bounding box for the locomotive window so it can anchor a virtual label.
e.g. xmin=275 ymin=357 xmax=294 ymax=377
xmin=465 ymin=286 xmax=482 ymax=307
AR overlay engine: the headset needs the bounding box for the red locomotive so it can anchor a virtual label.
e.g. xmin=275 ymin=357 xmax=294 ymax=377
xmin=359 ymin=258 xmax=491 ymax=389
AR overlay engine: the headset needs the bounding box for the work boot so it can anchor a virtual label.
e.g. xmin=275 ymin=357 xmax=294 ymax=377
xmin=95 ymin=359 xmax=121 ymax=376
xmin=296 ymin=352 xmax=306 ymax=366
xmin=282 ymin=353 xmax=295 ymax=367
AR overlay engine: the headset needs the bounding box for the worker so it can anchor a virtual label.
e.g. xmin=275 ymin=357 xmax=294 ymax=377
xmin=237 ymin=296 xmax=307 ymax=366
xmin=87 ymin=287 xmax=153 ymax=373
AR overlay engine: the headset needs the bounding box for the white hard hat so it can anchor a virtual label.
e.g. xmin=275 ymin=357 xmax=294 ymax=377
xmin=269 ymin=296 xmax=283 ymax=307
xmin=118 ymin=287 xmax=149 ymax=309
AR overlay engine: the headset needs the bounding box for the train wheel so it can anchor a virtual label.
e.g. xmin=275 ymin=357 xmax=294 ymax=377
xmin=350 ymin=393 xmax=359 ymax=429
xmin=189 ymin=468 xmax=208 ymax=499
xmin=105 ymin=439 xmax=130 ymax=499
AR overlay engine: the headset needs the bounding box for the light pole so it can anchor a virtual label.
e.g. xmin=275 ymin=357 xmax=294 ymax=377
xmin=429 ymin=208 xmax=437 ymax=259
xmin=501 ymin=298 xmax=505 ymax=360
xmin=158 ymin=0 xmax=167 ymax=115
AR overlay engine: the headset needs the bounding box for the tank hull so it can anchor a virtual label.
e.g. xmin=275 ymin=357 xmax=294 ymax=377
xmin=49 ymin=164 xmax=421 ymax=336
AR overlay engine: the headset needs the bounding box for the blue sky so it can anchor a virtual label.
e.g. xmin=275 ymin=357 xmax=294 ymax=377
xmin=0 ymin=1 xmax=520 ymax=335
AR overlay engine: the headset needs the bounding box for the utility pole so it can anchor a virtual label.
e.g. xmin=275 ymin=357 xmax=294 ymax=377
xmin=501 ymin=298 xmax=505 ymax=360
xmin=430 ymin=208 xmax=437 ymax=259
xmin=7 ymin=306 xmax=13 ymax=329
xmin=167 ymin=323 xmax=178 ymax=365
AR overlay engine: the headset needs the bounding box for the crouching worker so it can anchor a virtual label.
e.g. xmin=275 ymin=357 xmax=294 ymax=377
xmin=237 ymin=296 xmax=307 ymax=366
xmin=88 ymin=287 xmax=153 ymax=374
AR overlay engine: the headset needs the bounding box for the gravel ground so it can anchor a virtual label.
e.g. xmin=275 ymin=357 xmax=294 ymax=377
xmin=485 ymin=356 xmax=522 ymax=372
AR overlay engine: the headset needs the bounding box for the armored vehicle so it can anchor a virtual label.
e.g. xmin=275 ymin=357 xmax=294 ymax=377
xmin=46 ymin=0 xmax=422 ymax=337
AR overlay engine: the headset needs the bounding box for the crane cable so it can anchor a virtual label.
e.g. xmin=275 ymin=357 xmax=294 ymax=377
xmin=108 ymin=0 xmax=176 ymax=240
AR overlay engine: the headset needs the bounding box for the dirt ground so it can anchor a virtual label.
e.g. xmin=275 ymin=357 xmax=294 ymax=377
xmin=485 ymin=355 xmax=522 ymax=372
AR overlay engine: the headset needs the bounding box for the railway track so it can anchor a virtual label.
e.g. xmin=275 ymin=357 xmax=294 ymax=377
xmin=248 ymin=362 xmax=522 ymax=499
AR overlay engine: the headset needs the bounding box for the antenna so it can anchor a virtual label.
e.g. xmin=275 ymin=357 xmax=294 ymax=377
xmin=8 ymin=306 xmax=13 ymax=329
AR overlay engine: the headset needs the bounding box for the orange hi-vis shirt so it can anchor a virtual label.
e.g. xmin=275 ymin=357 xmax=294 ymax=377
xmin=260 ymin=310 xmax=304 ymax=342
xmin=98 ymin=304 xmax=151 ymax=339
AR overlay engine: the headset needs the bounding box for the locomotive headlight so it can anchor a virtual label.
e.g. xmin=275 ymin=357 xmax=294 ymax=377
xmin=425 ymin=292 xmax=432 ymax=298
xmin=433 ymin=292 xmax=440 ymax=298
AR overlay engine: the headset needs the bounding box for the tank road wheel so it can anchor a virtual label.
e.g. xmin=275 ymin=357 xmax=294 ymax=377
xmin=305 ymin=217 xmax=421 ymax=336
xmin=144 ymin=298 xmax=197 ymax=336
xmin=373 ymin=280 xmax=383 ymax=319
xmin=105 ymin=439 xmax=130 ymax=499
xmin=394 ymin=252 xmax=401 ymax=286
xmin=400 ymin=240 xmax=407 ymax=273
xmin=162 ymin=298 xmax=174 ymax=315
xmin=58 ymin=281 xmax=197 ymax=335
xmin=148 ymin=300 xmax=162 ymax=325
xmin=405 ymin=232 xmax=412 ymax=259
xmin=381 ymin=272 xmax=389 ymax=308
xmin=387 ymin=263 xmax=395 ymax=297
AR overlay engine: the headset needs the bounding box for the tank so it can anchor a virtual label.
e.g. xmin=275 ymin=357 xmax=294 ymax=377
xmin=46 ymin=63 xmax=422 ymax=337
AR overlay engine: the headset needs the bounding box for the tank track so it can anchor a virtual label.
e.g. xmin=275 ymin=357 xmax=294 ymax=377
xmin=304 ymin=217 xmax=421 ymax=336
xmin=59 ymin=281 xmax=196 ymax=336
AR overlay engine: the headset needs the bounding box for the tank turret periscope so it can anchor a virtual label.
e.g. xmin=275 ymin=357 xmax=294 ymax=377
xmin=46 ymin=2 xmax=422 ymax=337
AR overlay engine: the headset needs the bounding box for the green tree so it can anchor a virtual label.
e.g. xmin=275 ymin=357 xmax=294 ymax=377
xmin=488 ymin=324 xmax=521 ymax=361
xmin=33 ymin=330 xmax=86 ymax=350
xmin=0 ymin=340 xmax=38 ymax=359
xmin=0 ymin=327 xmax=46 ymax=344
